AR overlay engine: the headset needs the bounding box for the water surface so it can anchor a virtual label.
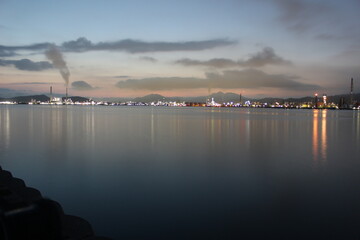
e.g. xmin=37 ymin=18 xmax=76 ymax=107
xmin=1 ymin=105 xmax=360 ymax=239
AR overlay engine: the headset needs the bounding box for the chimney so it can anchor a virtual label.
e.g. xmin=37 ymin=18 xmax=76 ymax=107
xmin=50 ymin=86 xmax=52 ymax=102
xmin=350 ymin=78 xmax=354 ymax=105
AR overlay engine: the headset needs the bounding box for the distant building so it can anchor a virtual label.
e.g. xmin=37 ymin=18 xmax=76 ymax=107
xmin=339 ymin=97 xmax=346 ymax=109
xmin=314 ymin=93 xmax=319 ymax=108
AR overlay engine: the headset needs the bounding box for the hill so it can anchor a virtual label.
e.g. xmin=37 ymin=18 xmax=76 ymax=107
xmin=133 ymin=94 xmax=166 ymax=103
xmin=9 ymin=95 xmax=50 ymax=103
xmin=1 ymin=95 xmax=90 ymax=103
xmin=1 ymin=92 xmax=359 ymax=105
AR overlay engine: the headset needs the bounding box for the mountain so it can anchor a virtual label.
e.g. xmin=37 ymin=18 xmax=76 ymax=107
xmin=136 ymin=92 xmax=360 ymax=104
xmin=130 ymin=92 xmax=246 ymax=103
xmin=133 ymin=94 xmax=168 ymax=103
xmin=1 ymin=92 xmax=359 ymax=104
xmin=208 ymin=92 xmax=246 ymax=103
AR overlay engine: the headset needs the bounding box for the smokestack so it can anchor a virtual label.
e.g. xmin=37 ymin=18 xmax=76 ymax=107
xmin=50 ymin=86 xmax=52 ymax=102
xmin=350 ymin=78 xmax=354 ymax=105
xmin=66 ymin=86 xmax=68 ymax=101
xmin=239 ymin=94 xmax=242 ymax=104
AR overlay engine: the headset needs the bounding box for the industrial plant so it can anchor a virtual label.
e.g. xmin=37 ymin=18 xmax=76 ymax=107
xmin=0 ymin=78 xmax=359 ymax=110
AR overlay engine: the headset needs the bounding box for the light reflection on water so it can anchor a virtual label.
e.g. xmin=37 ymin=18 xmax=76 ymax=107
xmin=312 ymin=110 xmax=328 ymax=164
xmin=0 ymin=105 xmax=10 ymax=151
xmin=355 ymin=110 xmax=360 ymax=143
xmin=1 ymin=106 xmax=360 ymax=239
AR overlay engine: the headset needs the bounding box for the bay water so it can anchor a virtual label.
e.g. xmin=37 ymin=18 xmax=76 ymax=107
xmin=1 ymin=105 xmax=360 ymax=239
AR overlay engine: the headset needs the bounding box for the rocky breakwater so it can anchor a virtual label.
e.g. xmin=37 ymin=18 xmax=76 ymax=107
xmin=0 ymin=166 xmax=111 ymax=240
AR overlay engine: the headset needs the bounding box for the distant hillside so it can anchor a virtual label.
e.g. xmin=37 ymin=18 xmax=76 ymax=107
xmin=1 ymin=95 xmax=90 ymax=103
xmin=133 ymin=94 xmax=166 ymax=103
xmin=130 ymin=92 xmax=247 ymax=103
xmin=9 ymin=95 xmax=50 ymax=103
xmin=2 ymin=92 xmax=359 ymax=104
xmin=208 ymin=92 xmax=248 ymax=103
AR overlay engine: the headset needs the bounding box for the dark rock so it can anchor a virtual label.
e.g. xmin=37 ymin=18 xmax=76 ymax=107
xmin=0 ymin=166 xmax=112 ymax=240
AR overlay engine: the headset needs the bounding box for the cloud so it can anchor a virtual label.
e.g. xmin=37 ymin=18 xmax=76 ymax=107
xmin=0 ymin=58 xmax=53 ymax=71
xmin=9 ymin=82 xmax=52 ymax=85
xmin=61 ymin=37 xmax=236 ymax=53
xmin=175 ymin=47 xmax=291 ymax=68
xmin=0 ymin=88 xmax=31 ymax=98
xmin=0 ymin=37 xmax=236 ymax=56
xmin=0 ymin=43 xmax=51 ymax=53
xmin=315 ymin=33 xmax=339 ymax=41
xmin=206 ymin=69 xmax=318 ymax=90
xmin=176 ymin=58 xmax=239 ymax=68
xmin=71 ymin=81 xmax=95 ymax=90
xmin=274 ymin=0 xmax=329 ymax=32
xmin=0 ymin=49 xmax=17 ymax=57
xmin=113 ymin=75 xmax=130 ymax=78
xmin=116 ymin=77 xmax=205 ymax=90
xmin=240 ymin=47 xmax=292 ymax=67
xmin=116 ymin=69 xmax=319 ymax=91
xmin=140 ymin=56 xmax=157 ymax=62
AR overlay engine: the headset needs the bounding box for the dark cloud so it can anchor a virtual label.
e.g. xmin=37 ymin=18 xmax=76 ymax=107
xmin=0 ymin=42 xmax=51 ymax=57
xmin=176 ymin=58 xmax=239 ymax=68
xmin=0 ymin=37 xmax=237 ymax=56
xmin=140 ymin=56 xmax=157 ymax=62
xmin=0 ymin=58 xmax=53 ymax=71
xmin=113 ymin=75 xmax=130 ymax=78
xmin=10 ymin=82 xmax=52 ymax=85
xmin=315 ymin=33 xmax=339 ymax=41
xmin=274 ymin=0 xmax=331 ymax=33
xmin=206 ymin=69 xmax=318 ymax=90
xmin=61 ymin=37 xmax=236 ymax=53
xmin=71 ymin=81 xmax=94 ymax=90
xmin=240 ymin=47 xmax=292 ymax=67
xmin=0 ymin=49 xmax=17 ymax=57
xmin=116 ymin=69 xmax=319 ymax=91
xmin=175 ymin=47 xmax=291 ymax=68
xmin=0 ymin=88 xmax=31 ymax=98
xmin=0 ymin=43 xmax=51 ymax=53
xmin=116 ymin=77 xmax=205 ymax=90
xmin=61 ymin=37 xmax=92 ymax=52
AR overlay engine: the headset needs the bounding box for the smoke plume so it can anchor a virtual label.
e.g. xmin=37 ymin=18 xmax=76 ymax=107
xmin=45 ymin=45 xmax=70 ymax=86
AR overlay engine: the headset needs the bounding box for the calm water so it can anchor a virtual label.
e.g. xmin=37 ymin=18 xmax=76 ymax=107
xmin=1 ymin=105 xmax=360 ymax=239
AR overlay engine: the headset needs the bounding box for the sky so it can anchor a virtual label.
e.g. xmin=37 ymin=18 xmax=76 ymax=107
xmin=0 ymin=0 xmax=359 ymax=98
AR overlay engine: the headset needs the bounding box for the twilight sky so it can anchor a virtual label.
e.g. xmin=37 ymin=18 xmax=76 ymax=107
xmin=0 ymin=0 xmax=359 ymax=98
